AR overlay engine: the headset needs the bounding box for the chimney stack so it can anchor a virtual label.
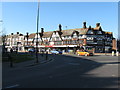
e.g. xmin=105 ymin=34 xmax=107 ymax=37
xmin=41 ymin=28 xmax=44 ymax=34
xmin=88 ymin=26 xmax=92 ymax=29
xmin=11 ymin=33 xmax=13 ymax=35
xmin=17 ymin=32 xmax=19 ymax=34
xmin=83 ymin=22 xmax=87 ymax=28
xmin=96 ymin=23 xmax=100 ymax=27
xmin=59 ymin=24 xmax=62 ymax=32
xmin=26 ymin=32 xmax=29 ymax=36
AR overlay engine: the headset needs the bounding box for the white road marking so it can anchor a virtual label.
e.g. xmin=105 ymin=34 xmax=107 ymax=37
xmin=112 ymin=75 xmax=116 ymax=77
xmin=5 ymin=84 xmax=19 ymax=88
xmin=106 ymin=64 xmax=118 ymax=66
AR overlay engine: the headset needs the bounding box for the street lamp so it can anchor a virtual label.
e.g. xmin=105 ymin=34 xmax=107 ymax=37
xmin=35 ymin=1 xmax=40 ymax=63
xmin=11 ymin=33 xmax=13 ymax=50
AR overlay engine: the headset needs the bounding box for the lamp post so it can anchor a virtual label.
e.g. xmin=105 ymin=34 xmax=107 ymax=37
xmin=26 ymin=32 xmax=29 ymax=52
xmin=35 ymin=1 xmax=40 ymax=63
xmin=11 ymin=33 xmax=13 ymax=50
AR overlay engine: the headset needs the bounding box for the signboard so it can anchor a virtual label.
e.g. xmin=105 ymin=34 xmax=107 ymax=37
xmin=45 ymin=45 xmax=53 ymax=47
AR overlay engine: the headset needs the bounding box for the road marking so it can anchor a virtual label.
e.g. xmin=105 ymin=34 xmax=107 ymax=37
xmin=112 ymin=75 xmax=116 ymax=77
xmin=106 ymin=64 xmax=118 ymax=66
xmin=5 ymin=84 xmax=19 ymax=88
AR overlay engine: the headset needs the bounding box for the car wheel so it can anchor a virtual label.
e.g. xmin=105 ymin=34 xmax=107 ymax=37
xmin=77 ymin=53 xmax=80 ymax=56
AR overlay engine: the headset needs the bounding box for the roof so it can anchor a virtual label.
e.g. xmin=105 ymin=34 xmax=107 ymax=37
xmin=105 ymin=32 xmax=112 ymax=35
xmin=5 ymin=33 xmax=23 ymax=39
xmin=42 ymin=31 xmax=53 ymax=38
xmin=28 ymin=33 xmax=36 ymax=39
xmin=60 ymin=28 xmax=88 ymax=36
xmin=93 ymin=26 xmax=101 ymax=30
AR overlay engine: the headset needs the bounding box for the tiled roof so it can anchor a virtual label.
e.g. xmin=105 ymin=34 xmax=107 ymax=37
xmin=5 ymin=33 xmax=23 ymax=39
xmin=60 ymin=28 xmax=88 ymax=36
xmin=93 ymin=26 xmax=101 ymax=30
xmin=28 ymin=33 xmax=36 ymax=39
xmin=42 ymin=31 xmax=53 ymax=38
xmin=105 ymin=32 xmax=112 ymax=35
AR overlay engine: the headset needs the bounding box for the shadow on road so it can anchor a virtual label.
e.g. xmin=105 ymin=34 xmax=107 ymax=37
xmin=2 ymin=53 xmax=119 ymax=88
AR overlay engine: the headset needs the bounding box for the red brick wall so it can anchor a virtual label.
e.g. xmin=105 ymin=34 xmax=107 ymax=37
xmin=112 ymin=39 xmax=116 ymax=50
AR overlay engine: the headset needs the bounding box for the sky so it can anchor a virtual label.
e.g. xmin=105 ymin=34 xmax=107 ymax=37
xmin=2 ymin=2 xmax=118 ymax=38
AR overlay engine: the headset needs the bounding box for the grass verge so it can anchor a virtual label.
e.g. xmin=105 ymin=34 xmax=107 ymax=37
xmin=2 ymin=52 xmax=34 ymax=63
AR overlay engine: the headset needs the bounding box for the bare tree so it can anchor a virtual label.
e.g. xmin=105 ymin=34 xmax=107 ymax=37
xmin=0 ymin=28 xmax=7 ymax=53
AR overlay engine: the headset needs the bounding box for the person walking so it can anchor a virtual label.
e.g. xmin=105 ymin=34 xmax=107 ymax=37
xmin=10 ymin=48 xmax=13 ymax=53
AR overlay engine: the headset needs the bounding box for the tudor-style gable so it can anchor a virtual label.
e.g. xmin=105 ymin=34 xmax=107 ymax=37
xmin=34 ymin=33 xmax=42 ymax=42
xmin=71 ymin=31 xmax=79 ymax=39
xmin=50 ymin=31 xmax=62 ymax=42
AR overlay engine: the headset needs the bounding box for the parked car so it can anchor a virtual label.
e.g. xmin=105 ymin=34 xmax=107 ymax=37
xmin=50 ymin=50 xmax=62 ymax=54
xmin=76 ymin=50 xmax=93 ymax=56
xmin=28 ymin=49 xmax=35 ymax=52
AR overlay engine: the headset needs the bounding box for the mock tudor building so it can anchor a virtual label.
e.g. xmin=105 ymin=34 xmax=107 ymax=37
xmin=4 ymin=22 xmax=117 ymax=53
xmin=35 ymin=22 xmax=116 ymax=53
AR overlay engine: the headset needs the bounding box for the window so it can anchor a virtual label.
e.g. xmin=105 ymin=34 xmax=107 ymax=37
xmin=56 ymin=37 xmax=59 ymax=41
xmin=87 ymin=37 xmax=94 ymax=40
xmin=97 ymin=31 xmax=102 ymax=34
xmin=87 ymin=30 xmax=94 ymax=34
xmin=97 ymin=38 xmax=103 ymax=41
xmin=78 ymin=40 xmax=83 ymax=44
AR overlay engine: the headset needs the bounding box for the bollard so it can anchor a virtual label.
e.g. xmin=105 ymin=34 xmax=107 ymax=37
xmin=116 ymin=51 xmax=119 ymax=56
xmin=112 ymin=51 xmax=114 ymax=56
xmin=46 ymin=52 xmax=48 ymax=60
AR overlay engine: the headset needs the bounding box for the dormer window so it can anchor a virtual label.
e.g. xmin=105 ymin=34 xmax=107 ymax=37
xmin=97 ymin=31 xmax=102 ymax=34
xmin=87 ymin=30 xmax=94 ymax=34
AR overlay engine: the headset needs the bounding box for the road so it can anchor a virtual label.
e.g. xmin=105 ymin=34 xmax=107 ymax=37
xmin=2 ymin=54 xmax=119 ymax=88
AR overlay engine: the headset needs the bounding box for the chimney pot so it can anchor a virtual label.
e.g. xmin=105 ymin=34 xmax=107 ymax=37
xmin=41 ymin=28 xmax=44 ymax=33
xmin=96 ymin=23 xmax=100 ymax=27
xmin=11 ymin=33 xmax=13 ymax=35
xmin=17 ymin=32 xmax=19 ymax=34
xmin=88 ymin=26 xmax=92 ymax=29
xmin=26 ymin=32 xmax=29 ymax=36
xmin=59 ymin=24 xmax=62 ymax=31
xmin=83 ymin=22 xmax=86 ymax=28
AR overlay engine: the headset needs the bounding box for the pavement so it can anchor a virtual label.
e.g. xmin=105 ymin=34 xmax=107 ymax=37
xmin=2 ymin=53 xmax=54 ymax=71
xmin=2 ymin=53 xmax=119 ymax=88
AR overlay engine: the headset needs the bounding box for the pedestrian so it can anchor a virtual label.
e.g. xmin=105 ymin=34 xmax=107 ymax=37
xmin=45 ymin=51 xmax=48 ymax=60
xmin=10 ymin=48 xmax=13 ymax=53
xmin=16 ymin=47 xmax=18 ymax=54
xmin=8 ymin=54 xmax=13 ymax=67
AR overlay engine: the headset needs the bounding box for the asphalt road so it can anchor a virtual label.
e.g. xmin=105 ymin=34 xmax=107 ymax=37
xmin=2 ymin=54 xmax=119 ymax=88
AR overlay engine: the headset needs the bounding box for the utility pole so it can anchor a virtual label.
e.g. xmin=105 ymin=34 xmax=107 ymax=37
xmin=36 ymin=1 xmax=40 ymax=63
